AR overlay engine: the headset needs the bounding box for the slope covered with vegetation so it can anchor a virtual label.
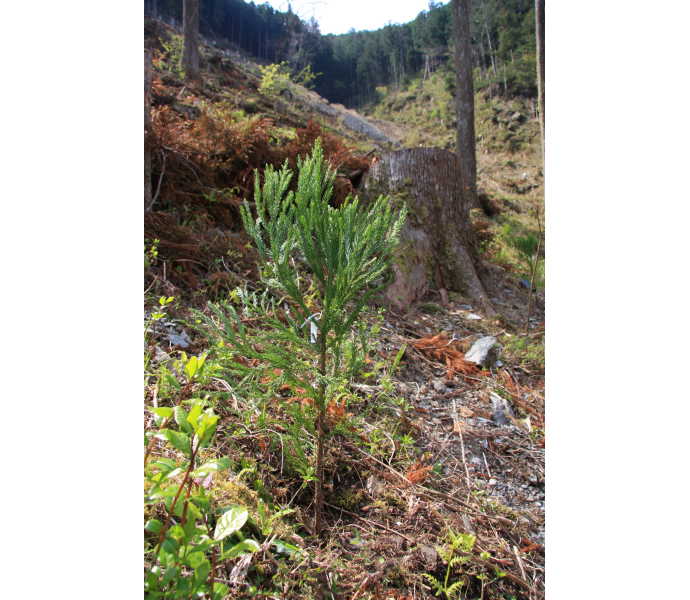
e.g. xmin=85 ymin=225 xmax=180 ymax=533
xmin=144 ymin=7 xmax=545 ymax=598
xmin=147 ymin=0 xmax=537 ymax=108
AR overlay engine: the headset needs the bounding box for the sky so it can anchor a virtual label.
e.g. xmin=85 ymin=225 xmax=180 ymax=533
xmin=260 ymin=0 xmax=450 ymax=36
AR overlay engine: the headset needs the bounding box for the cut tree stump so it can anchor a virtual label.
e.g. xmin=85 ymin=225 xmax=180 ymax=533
xmin=359 ymin=148 xmax=493 ymax=313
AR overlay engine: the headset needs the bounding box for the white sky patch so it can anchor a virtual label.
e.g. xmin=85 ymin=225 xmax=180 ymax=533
xmin=260 ymin=0 xmax=450 ymax=36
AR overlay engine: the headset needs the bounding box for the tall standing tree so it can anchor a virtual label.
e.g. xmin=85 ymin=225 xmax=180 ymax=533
xmin=452 ymin=0 xmax=478 ymax=210
xmin=144 ymin=49 xmax=153 ymax=210
xmin=536 ymin=0 xmax=545 ymax=167
xmin=181 ymin=0 xmax=200 ymax=82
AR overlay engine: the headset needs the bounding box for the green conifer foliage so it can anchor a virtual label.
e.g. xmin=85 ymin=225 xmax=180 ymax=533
xmin=199 ymin=139 xmax=406 ymax=535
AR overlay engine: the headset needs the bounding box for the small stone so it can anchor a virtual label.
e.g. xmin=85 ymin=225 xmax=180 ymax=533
xmin=465 ymin=337 xmax=496 ymax=368
xmin=458 ymin=304 xmax=473 ymax=311
xmin=365 ymin=475 xmax=379 ymax=497
xmin=519 ymin=278 xmax=537 ymax=291
xmin=488 ymin=478 xmax=498 ymax=486
xmin=153 ymin=346 xmax=177 ymax=371
xmin=420 ymin=546 xmax=438 ymax=565
xmin=466 ymin=314 xmax=482 ymax=320
xmin=433 ymin=380 xmax=447 ymax=393
xmin=168 ymin=334 xmax=189 ymax=349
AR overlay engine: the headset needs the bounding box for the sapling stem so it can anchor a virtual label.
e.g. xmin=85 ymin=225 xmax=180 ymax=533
xmin=150 ymin=436 xmax=200 ymax=571
xmin=144 ymin=375 xmax=195 ymax=467
xmin=314 ymin=331 xmax=327 ymax=536
xmin=525 ymin=207 xmax=543 ymax=335
xmin=180 ymin=475 xmax=194 ymax=528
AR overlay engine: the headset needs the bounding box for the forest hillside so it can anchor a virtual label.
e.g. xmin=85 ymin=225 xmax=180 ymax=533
xmin=144 ymin=3 xmax=545 ymax=599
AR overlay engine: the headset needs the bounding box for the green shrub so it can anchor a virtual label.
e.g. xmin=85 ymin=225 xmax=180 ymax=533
xmin=195 ymin=138 xmax=406 ymax=535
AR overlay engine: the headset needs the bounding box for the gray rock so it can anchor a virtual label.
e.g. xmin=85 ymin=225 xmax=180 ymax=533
xmin=305 ymin=99 xmax=338 ymax=117
xmin=179 ymin=330 xmax=193 ymax=344
xmin=168 ymin=334 xmax=189 ymax=349
xmin=433 ymin=380 xmax=447 ymax=393
xmin=420 ymin=546 xmax=438 ymax=565
xmin=488 ymin=478 xmax=498 ymax=486
xmin=365 ymin=475 xmax=379 ymax=497
xmin=153 ymin=346 xmax=177 ymax=371
xmin=520 ymin=278 xmax=536 ymax=291
xmin=458 ymin=304 xmax=473 ymax=311
xmin=466 ymin=314 xmax=482 ymax=320
xmin=465 ymin=336 xmax=496 ymax=368
xmin=341 ymin=112 xmax=393 ymax=143
xmin=490 ymin=394 xmax=515 ymax=426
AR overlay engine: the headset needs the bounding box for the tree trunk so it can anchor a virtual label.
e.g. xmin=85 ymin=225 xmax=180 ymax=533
xmin=453 ymin=0 xmax=479 ymax=211
xmin=181 ymin=0 xmax=200 ymax=82
xmin=361 ymin=148 xmax=493 ymax=312
xmin=536 ymin=0 xmax=545 ymax=168
xmin=481 ymin=0 xmax=497 ymax=78
xmin=144 ymin=49 xmax=153 ymax=211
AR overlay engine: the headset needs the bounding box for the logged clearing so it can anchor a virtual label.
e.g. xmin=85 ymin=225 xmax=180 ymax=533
xmin=145 ymin=15 xmax=545 ymax=600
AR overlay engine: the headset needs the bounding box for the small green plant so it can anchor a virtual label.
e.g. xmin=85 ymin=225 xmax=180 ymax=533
xmin=195 ymin=138 xmax=406 ymax=535
xmin=145 ymin=397 xmax=240 ymax=598
xmin=144 ymin=352 xmax=272 ymax=598
xmin=292 ymin=64 xmax=320 ymax=89
xmin=203 ymin=187 xmax=240 ymax=204
xmin=151 ymin=295 xmax=175 ymax=323
xmin=476 ymin=551 xmax=507 ymax=598
xmin=514 ymin=232 xmax=539 ymax=277
xmin=145 ymin=238 xmax=160 ymax=270
xmin=145 ymin=296 xmax=175 ymax=361
xmin=504 ymin=335 xmax=545 ymax=365
xmin=529 ymin=426 xmax=545 ymax=445
xmin=258 ymin=62 xmax=291 ymax=97
xmin=158 ymin=35 xmax=185 ymax=78
xmin=424 ymin=531 xmax=475 ymax=599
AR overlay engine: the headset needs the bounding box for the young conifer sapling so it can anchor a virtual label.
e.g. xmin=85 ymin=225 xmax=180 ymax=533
xmin=200 ymin=139 xmax=406 ymax=535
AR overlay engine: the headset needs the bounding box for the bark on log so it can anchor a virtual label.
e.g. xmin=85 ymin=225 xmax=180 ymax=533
xmin=145 ymin=49 xmax=153 ymax=211
xmin=360 ymin=148 xmax=492 ymax=312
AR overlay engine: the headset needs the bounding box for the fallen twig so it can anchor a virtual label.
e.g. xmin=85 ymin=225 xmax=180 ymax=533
xmin=148 ymin=150 xmax=166 ymax=210
xmin=470 ymin=555 xmax=538 ymax=598
xmin=323 ymin=502 xmax=413 ymax=543
xmin=344 ymin=443 xmax=514 ymax=528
